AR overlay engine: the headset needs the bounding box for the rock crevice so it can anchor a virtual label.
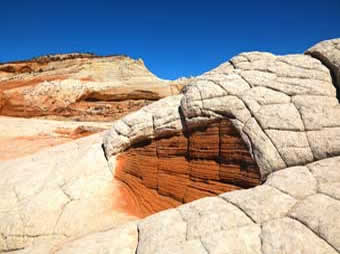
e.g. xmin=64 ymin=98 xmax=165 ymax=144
xmin=2 ymin=38 xmax=340 ymax=253
xmin=115 ymin=119 xmax=261 ymax=216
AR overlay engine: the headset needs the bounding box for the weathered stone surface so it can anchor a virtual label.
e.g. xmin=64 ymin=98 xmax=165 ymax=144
xmin=122 ymin=158 xmax=340 ymax=254
xmin=265 ymin=130 xmax=314 ymax=166
xmin=308 ymin=157 xmax=340 ymax=200
xmin=262 ymin=218 xmax=337 ymax=254
xmin=292 ymin=94 xmax=338 ymax=109
xmin=243 ymin=118 xmax=286 ymax=176
xmin=0 ymin=133 xmax=139 ymax=252
xmin=254 ymin=103 xmax=304 ymax=131
xmin=177 ymin=197 xmax=253 ymax=240
xmin=307 ymin=128 xmax=340 ymax=160
xmin=0 ymin=116 xmax=111 ymax=161
xmin=2 ymin=38 xmax=340 ymax=253
xmin=55 ymin=222 xmax=138 ymax=254
xmin=306 ymin=38 xmax=340 ymax=91
xmin=115 ymin=119 xmax=261 ymax=216
xmin=0 ymin=54 xmax=188 ymax=121
xmin=238 ymin=55 xmax=334 ymax=96
xmin=136 ymin=209 xmax=187 ymax=254
xmin=220 ymin=185 xmax=296 ymax=223
xmin=299 ymin=106 xmax=340 ymax=130
xmin=290 ymin=194 xmax=340 ymax=251
xmin=265 ymin=166 xmax=317 ymax=199
xmin=201 ymin=225 xmax=262 ymax=254
xmin=148 ymin=95 xmax=183 ymax=136
xmin=241 ymin=86 xmax=291 ymax=114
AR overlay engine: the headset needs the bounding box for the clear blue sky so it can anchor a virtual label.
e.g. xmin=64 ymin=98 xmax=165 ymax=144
xmin=1 ymin=0 xmax=340 ymax=80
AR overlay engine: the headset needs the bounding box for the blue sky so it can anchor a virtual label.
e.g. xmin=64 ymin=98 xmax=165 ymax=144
xmin=1 ymin=0 xmax=340 ymax=80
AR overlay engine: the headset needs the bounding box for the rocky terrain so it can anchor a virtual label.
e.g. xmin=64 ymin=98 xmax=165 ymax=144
xmin=0 ymin=38 xmax=339 ymax=253
xmin=0 ymin=53 xmax=188 ymax=121
xmin=0 ymin=116 xmax=112 ymax=161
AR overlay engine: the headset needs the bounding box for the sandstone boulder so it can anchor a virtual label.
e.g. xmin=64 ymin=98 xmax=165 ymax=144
xmin=104 ymin=40 xmax=339 ymax=185
xmin=1 ymin=38 xmax=340 ymax=253
xmin=306 ymin=38 xmax=340 ymax=92
xmin=100 ymin=38 xmax=340 ymax=253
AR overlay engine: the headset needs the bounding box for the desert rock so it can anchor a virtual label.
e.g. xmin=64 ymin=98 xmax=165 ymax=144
xmin=306 ymin=38 xmax=340 ymax=91
xmin=0 ymin=54 xmax=188 ymax=121
xmin=1 ymin=38 xmax=340 ymax=253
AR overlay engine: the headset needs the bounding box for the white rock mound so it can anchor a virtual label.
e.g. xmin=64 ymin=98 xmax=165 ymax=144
xmin=1 ymin=38 xmax=340 ymax=253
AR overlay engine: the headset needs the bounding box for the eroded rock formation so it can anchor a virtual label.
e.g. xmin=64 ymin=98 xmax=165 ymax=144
xmin=103 ymin=41 xmax=339 ymax=215
xmin=0 ymin=53 xmax=188 ymax=121
xmin=1 ymin=38 xmax=340 ymax=253
xmin=116 ymin=119 xmax=260 ymax=216
xmin=0 ymin=116 xmax=112 ymax=160
xmin=306 ymin=38 xmax=340 ymax=92
xmin=101 ymin=38 xmax=340 ymax=253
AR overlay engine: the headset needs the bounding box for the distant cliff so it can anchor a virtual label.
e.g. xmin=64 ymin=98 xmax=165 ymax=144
xmin=0 ymin=53 xmax=189 ymax=121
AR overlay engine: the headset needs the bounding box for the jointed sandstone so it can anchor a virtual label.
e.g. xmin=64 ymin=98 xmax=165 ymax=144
xmin=1 ymin=38 xmax=340 ymax=253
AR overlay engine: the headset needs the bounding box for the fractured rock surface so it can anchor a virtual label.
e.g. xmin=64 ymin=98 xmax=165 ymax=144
xmin=1 ymin=38 xmax=340 ymax=253
xmin=100 ymin=38 xmax=340 ymax=253
xmin=104 ymin=39 xmax=340 ymax=184
xmin=0 ymin=133 xmax=140 ymax=253
xmin=306 ymin=38 xmax=340 ymax=92
xmin=116 ymin=119 xmax=260 ymax=216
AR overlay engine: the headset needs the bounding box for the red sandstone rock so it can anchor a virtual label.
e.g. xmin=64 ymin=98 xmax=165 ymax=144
xmin=116 ymin=119 xmax=261 ymax=217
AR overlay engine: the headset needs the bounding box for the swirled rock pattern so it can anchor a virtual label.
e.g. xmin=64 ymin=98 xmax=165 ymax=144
xmin=101 ymin=38 xmax=340 ymax=253
xmin=0 ymin=54 xmax=187 ymax=121
xmin=115 ymin=118 xmax=260 ymax=216
xmin=103 ymin=41 xmax=340 ymax=211
xmin=1 ymin=38 xmax=340 ymax=253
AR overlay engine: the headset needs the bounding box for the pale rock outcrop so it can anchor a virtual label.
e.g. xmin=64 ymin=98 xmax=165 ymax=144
xmin=54 ymin=222 xmax=138 ymax=254
xmin=1 ymin=38 xmax=340 ymax=253
xmin=306 ymin=38 xmax=340 ymax=91
xmin=104 ymin=40 xmax=339 ymax=181
xmin=0 ymin=116 xmax=112 ymax=160
xmin=261 ymin=218 xmax=337 ymax=254
xmin=0 ymin=133 xmax=138 ymax=252
xmin=0 ymin=54 xmax=188 ymax=121
xmin=118 ymin=157 xmax=340 ymax=254
xmin=100 ymin=38 xmax=340 ymax=253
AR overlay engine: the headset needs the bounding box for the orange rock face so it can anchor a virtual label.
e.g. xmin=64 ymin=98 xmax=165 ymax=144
xmin=0 ymin=116 xmax=111 ymax=161
xmin=0 ymin=53 xmax=187 ymax=121
xmin=116 ymin=119 xmax=261 ymax=217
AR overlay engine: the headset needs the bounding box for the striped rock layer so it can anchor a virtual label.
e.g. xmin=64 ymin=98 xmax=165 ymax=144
xmin=0 ymin=38 xmax=340 ymax=253
xmin=0 ymin=54 xmax=187 ymax=121
xmin=101 ymin=38 xmax=340 ymax=253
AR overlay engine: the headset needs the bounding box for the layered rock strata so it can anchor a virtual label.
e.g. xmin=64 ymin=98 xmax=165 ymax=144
xmin=116 ymin=119 xmax=260 ymax=216
xmin=0 ymin=54 xmax=186 ymax=121
xmin=101 ymin=38 xmax=340 ymax=252
xmin=1 ymin=38 xmax=340 ymax=253
xmin=122 ymin=156 xmax=340 ymax=254
xmin=103 ymin=39 xmax=340 ymax=218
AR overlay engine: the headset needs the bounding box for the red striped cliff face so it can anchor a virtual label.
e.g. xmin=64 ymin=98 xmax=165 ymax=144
xmin=116 ymin=119 xmax=261 ymax=217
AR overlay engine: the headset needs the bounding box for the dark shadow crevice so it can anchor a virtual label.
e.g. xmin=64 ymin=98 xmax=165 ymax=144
xmin=306 ymin=51 xmax=340 ymax=102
